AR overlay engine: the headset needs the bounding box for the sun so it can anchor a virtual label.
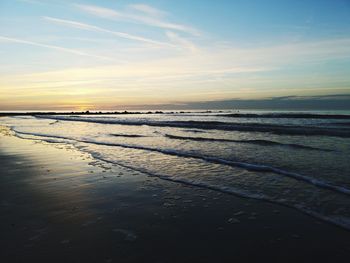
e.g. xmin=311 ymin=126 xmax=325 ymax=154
xmin=74 ymin=103 xmax=95 ymax=112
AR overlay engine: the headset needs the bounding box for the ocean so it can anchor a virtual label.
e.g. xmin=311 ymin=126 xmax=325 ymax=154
xmin=1 ymin=110 xmax=350 ymax=229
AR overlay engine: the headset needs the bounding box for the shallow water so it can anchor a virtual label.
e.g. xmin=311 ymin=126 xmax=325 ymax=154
xmin=1 ymin=111 xmax=350 ymax=229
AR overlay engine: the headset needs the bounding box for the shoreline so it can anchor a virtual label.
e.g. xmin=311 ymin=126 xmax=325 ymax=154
xmin=1 ymin=132 xmax=350 ymax=262
xmin=1 ymin=110 xmax=350 ymax=119
xmin=0 ymin=110 xmax=218 ymax=117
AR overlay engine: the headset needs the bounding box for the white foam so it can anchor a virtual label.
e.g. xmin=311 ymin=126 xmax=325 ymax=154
xmin=11 ymin=128 xmax=350 ymax=196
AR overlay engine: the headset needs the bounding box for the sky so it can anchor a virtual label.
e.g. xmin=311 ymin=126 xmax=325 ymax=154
xmin=0 ymin=0 xmax=350 ymax=110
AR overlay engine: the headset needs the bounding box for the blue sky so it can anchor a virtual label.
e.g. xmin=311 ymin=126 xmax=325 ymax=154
xmin=0 ymin=0 xmax=350 ymax=110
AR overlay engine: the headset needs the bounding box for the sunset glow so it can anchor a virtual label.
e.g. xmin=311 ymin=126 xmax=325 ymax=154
xmin=1 ymin=0 xmax=350 ymax=110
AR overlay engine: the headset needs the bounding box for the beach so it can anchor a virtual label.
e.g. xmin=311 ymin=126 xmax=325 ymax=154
xmin=2 ymin=0 xmax=350 ymax=261
xmin=1 ymin=122 xmax=350 ymax=263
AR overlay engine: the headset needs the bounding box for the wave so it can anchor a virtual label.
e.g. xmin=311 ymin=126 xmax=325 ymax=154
xmin=217 ymin=113 xmax=350 ymax=119
xmin=182 ymin=129 xmax=207 ymax=133
xmin=49 ymin=120 xmax=60 ymax=125
xmin=9 ymin=128 xmax=350 ymax=230
xmin=111 ymin=133 xmax=147 ymax=138
xmin=11 ymin=130 xmax=350 ymax=230
xmin=84 ymin=151 xmax=350 ymax=231
xmin=11 ymin=128 xmax=350 ymax=197
xmin=35 ymin=115 xmax=350 ymax=138
xmin=164 ymin=134 xmax=333 ymax=152
xmin=327 ymin=122 xmax=350 ymax=127
xmin=78 ymin=148 xmax=350 ymax=230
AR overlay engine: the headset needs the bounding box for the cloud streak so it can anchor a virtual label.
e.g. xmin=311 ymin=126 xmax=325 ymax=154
xmin=129 ymin=4 xmax=167 ymax=18
xmin=74 ymin=3 xmax=200 ymax=36
xmin=0 ymin=35 xmax=114 ymax=61
xmin=165 ymin=31 xmax=198 ymax=52
xmin=43 ymin=16 xmax=176 ymax=48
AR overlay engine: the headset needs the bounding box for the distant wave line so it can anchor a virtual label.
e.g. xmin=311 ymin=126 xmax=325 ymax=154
xmin=35 ymin=115 xmax=350 ymax=138
xmin=164 ymin=134 xmax=334 ymax=152
xmin=217 ymin=113 xmax=350 ymax=119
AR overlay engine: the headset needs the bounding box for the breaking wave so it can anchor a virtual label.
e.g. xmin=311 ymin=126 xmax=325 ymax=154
xmin=164 ymin=134 xmax=333 ymax=152
xmin=8 ymin=128 xmax=350 ymax=231
xmin=11 ymin=128 xmax=350 ymax=196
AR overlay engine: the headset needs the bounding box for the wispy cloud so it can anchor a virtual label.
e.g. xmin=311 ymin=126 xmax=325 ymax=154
xmin=0 ymin=36 xmax=114 ymax=61
xmin=3 ymin=37 xmax=349 ymax=83
xmin=43 ymin=16 xmax=176 ymax=48
xmin=74 ymin=3 xmax=200 ymax=36
xmin=129 ymin=4 xmax=167 ymax=18
xmin=3 ymin=36 xmax=349 ymax=102
xmin=166 ymin=31 xmax=198 ymax=52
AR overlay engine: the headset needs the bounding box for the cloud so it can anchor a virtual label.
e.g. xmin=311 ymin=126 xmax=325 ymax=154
xmin=2 ymin=37 xmax=349 ymax=90
xmin=158 ymin=94 xmax=350 ymax=110
xmin=166 ymin=31 xmax=198 ymax=52
xmin=74 ymin=3 xmax=200 ymax=36
xmin=129 ymin=4 xmax=167 ymax=17
xmin=43 ymin=16 xmax=176 ymax=48
xmin=270 ymin=96 xmax=298 ymax=100
xmin=2 ymin=32 xmax=350 ymax=108
xmin=272 ymin=94 xmax=350 ymax=100
xmin=0 ymin=35 xmax=114 ymax=61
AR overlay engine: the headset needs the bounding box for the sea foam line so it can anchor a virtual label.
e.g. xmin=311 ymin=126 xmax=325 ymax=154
xmin=11 ymin=128 xmax=350 ymax=197
xmin=164 ymin=134 xmax=333 ymax=152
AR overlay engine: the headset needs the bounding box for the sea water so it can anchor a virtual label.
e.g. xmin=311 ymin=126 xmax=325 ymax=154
xmin=1 ymin=110 xmax=350 ymax=229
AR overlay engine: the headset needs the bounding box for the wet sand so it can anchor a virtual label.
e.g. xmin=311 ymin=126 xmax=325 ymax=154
xmin=1 ymin=132 xmax=350 ymax=263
